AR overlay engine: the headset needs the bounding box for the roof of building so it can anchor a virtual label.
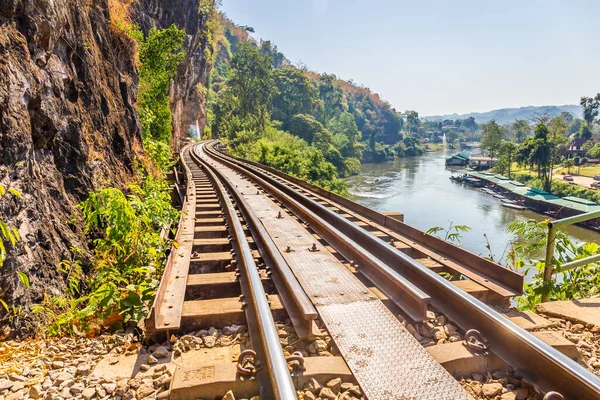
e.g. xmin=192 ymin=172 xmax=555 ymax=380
xmin=547 ymin=197 xmax=600 ymax=213
xmin=470 ymin=156 xmax=498 ymax=162
xmin=570 ymin=138 xmax=590 ymax=147
xmin=456 ymin=170 xmax=600 ymax=213
xmin=447 ymin=150 xmax=472 ymax=161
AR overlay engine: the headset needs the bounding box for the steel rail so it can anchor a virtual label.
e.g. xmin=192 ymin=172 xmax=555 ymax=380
xmin=189 ymin=145 xmax=296 ymax=400
xmin=149 ymin=145 xmax=196 ymax=335
xmin=193 ymin=146 xmax=319 ymax=338
xmin=204 ymin=140 xmax=600 ymax=400
xmin=201 ymin=144 xmax=430 ymax=321
xmin=210 ymin=143 xmax=524 ymax=294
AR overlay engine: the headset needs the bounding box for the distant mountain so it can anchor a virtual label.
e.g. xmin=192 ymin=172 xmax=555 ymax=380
xmin=423 ymin=105 xmax=582 ymax=125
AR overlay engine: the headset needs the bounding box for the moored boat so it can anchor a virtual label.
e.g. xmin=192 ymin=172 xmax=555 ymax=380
xmin=501 ymin=201 xmax=527 ymax=210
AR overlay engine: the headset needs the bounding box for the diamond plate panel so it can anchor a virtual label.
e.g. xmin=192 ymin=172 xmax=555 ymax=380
xmin=198 ymin=148 xmax=473 ymax=400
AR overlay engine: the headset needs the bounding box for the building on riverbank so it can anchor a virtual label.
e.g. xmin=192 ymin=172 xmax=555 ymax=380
xmin=446 ymin=151 xmax=471 ymax=166
xmin=456 ymin=169 xmax=600 ymax=230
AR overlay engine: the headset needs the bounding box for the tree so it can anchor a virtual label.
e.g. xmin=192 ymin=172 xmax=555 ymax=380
xmin=577 ymin=122 xmax=593 ymax=139
xmin=511 ymin=119 xmax=530 ymax=143
xmin=272 ymin=68 xmax=319 ymax=126
xmin=563 ymin=158 xmax=574 ymax=174
xmin=259 ymin=40 xmax=287 ymax=68
xmin=404 ymin=110 xmax=420 ymax=134
xmin=497 ymin=141 xmax=518 ymax=178
xmin=560 ymin=112 xmax=574 ymax=123
xmin=548 ymin=116 xmax=568 ymax=140
xmin=288 ymin=114 xmax=328 ymax=146
xmin=317 ymin=74 xmax=344 ymax=121
xmin=516 ymin=124 xmax=559 ymax=192
xmin=446 ymin=130 xmax=459 ymax=146
xmin=327 ymin=112 xmax=362 ymax=158
xmin=480 ymin=120 xmax=504 ymax=161
xmin=462 ymin=116 xmax=478 ymax=132
xmin=585 ymin=141 xmax=600 ymax=159
xmin=227 ymin=41 xmax=276 ymax=129
xmin=138 ymin=25 xmax=186 ymax=143
xmin=580 ymin=94 xmax=600 ymax=126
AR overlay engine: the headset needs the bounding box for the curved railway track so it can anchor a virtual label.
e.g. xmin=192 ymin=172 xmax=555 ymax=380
xmin=148 ymin=141 xmax=600 ymax=400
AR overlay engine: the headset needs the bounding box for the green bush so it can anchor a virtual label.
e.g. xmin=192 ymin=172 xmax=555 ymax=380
xmin=513 ymin=172 xmax=600 ymax=203
xmin=508 ymin=219 xmax=600 ymax=309
xmin=34 ymin=176 xmax=179 ymax=335
xmin=234 ymin=127 xmax=348 ymax=195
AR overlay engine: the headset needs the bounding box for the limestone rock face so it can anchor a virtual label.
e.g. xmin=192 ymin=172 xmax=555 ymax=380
xmin=0 ymin=0 xmax=142 ymax=328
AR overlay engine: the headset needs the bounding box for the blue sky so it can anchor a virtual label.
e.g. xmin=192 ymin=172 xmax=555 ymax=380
xmin=219 ymin=0 xmax=600 ymax=116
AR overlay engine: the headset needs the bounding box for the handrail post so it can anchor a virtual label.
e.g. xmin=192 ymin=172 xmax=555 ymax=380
xmin=542 ymin=222 xmax=557 ymax=302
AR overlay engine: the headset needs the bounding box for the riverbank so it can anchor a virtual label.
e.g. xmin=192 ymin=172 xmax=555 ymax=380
xmin=345 ymin=152 xmax=600 ymax=266
xmin=456 ymin=169 xmax=600 ymax=232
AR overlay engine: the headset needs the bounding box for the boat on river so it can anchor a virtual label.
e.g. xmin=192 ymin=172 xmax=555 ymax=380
xmin=450 ymin=174 xmax=484 ymax=187
xmin=501 ymin=201 xmax=528 ymax=210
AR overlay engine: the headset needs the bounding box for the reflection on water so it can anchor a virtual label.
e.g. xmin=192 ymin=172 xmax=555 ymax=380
xmin=346 ymin=151 xmax=600 ymax=265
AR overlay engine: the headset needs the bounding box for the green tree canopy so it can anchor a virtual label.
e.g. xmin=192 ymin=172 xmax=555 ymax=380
xmin=272 ymin=68 xmax=319 ymax=126
xmin=480 ymin=120 xmax=504 ymax=160
xmin=138 ymin=25 xmax=186 ymax=142
xmin=516 ymin=123 xmax=559 ymax=192
xmin=511 ymin=119 xmax=530 ymax=143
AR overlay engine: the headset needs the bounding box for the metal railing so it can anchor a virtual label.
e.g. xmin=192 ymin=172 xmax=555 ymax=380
xmin=543 ymin=209 xmax=600 ymax=302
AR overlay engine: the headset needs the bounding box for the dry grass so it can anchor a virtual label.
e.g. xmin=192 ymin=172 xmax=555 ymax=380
xmin=107 ymin=0 xmax=134 ymax=30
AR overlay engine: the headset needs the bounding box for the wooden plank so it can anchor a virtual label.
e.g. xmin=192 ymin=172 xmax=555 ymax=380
xmin=415 ymin=257 xmax=445 ymax=271
xmin=181 ymin=295 xmax=284 ymax=330
xmin=451 ymin=280 xmax=489 ymax=303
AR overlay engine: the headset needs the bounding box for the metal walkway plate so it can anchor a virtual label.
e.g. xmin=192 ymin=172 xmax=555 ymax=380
xmin=198 ymin=148 xmax=472 ymax=400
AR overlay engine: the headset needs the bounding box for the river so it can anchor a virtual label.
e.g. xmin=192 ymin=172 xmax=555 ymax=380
xmin=345 ymin=150 xmax=600 ymax=269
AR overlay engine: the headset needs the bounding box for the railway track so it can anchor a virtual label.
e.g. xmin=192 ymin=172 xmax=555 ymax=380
xmin=147 ymin=141 xmax=600 ymax=400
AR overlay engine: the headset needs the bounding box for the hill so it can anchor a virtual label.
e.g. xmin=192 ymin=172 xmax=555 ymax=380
xmin=423 ymin=105 xmax=582 ymax=124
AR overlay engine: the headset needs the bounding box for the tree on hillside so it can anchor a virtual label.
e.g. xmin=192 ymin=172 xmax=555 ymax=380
xmin=512 ymin=119 xmax=530 ymax=143
xmin=560 ymin=111 xmax=574 ymax=123
xmin=227 ymin=41 xmax=276 ymax=127
xmin=259 ymin=40 xmax=288 ymax=68
xmin=327 ymin=112 xmax=363 ymax=158
xmin=317 ymin=74 xmax=344 ymax=121
xmin=516 ymin=123 xmax=560 ymax=192
xmin=288 ymin=114 xmax=329 ymax=147
xmin=480 ymin=120 xmax=504 ymax=161
xmin=462 ymin=117 xmax=478 ymax=132
xmin=580 ymin=94 xmax=600 ymax=126
xmin=138 ymin=25 xmax=186 ymax=143
xmin=272 ymin=68 xmax=319 ymax=126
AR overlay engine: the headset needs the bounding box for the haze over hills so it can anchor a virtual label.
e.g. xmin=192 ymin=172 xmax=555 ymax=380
xmin=423 ymin=105 xmax=582 ymax=124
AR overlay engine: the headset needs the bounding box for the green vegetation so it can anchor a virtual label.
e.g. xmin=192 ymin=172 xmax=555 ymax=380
xmin=512 ymin=173 xmax=600 ymax=203
xmin=206 ymin=15 xmax=430 ymax=194
xmin=33 ymin=20 xmax=188 ymax=335
xmin=480 ymin=120 xmax=504 ymax=161
xmin=508 ymin=220 xmax=599 ymax=310
xmin=0 ymin=183 xmax=29 ymax=313
xmin=34 ymin=177 xmax=179 ymax=335
xmin=515 ymin=123 xmax=566 ymax=192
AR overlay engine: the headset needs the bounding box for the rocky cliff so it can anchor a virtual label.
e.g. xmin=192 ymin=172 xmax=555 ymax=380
xmin=133 ymin=0 xmax=214 ymax=153
xmin=0 ymin=0 xmax=143 ymax=327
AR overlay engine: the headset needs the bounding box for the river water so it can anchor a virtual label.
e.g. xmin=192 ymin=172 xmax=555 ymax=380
xmin=345 ymin=150 xmax=600 ymax=266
